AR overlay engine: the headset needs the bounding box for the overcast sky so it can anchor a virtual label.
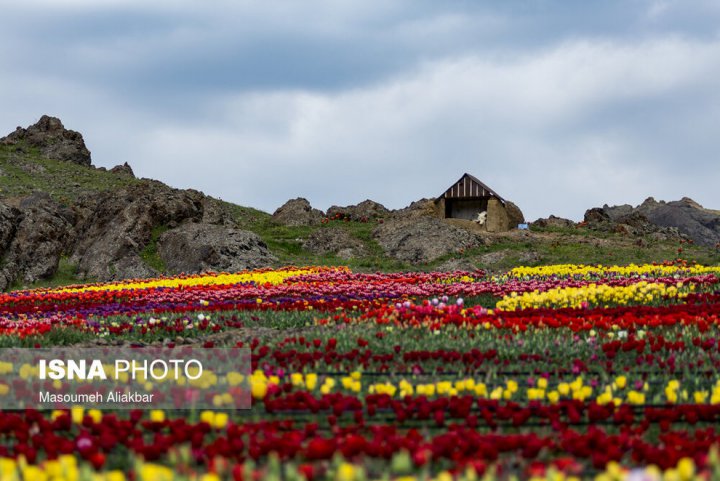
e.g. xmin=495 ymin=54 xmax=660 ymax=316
xmin=2 ymin=0 xmax=719 ymax=221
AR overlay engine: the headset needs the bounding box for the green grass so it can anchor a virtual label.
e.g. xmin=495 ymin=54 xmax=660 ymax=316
xmin=8 ymin=256 xmax=87 ymax=290
xmin=139 ymin=224 xmax=170 ymax=272
xmin=440 ymin=228 xmax=720 ymax=273
xmin=0 ymin=142 xmax=138 ymax=203
xmin=0 ymin=325 xmax=97 ymax=347
xmin=236 ymin=212 xmax=411 ymax=271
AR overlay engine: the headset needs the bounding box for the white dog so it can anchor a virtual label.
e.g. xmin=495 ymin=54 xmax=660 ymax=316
xmin=475 ymin=211 xmax=487 ymax=225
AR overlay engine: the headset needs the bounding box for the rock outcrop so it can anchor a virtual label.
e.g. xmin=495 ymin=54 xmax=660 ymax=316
xmin=272 ymin=198 xmax=324 ymax=226
xmin=0 ymin=184 xmax=259 ymax=286
xmin=583 ymin=197 xmax=720 ymax=244
xmin=390 ymin=198 xmax=438 ymax=219
xmin=303 ymin=228 xmax=366 ymax=259
xmin=609 ymin=198 xmax=719 ymax=246
xmin=327 ymin=200 xmax=389 ymax=221
xmin=110 ymin=162 xmax=134 ymax=177
xmin=0 ymin=193 xmax=75 ymax=289
xmin=373 ymin=217 xmax=482 ymax=264
xmin=158 ymin=223 xmax=276 ymax=273
xmin=435 ymin=258 xmax=480 ymax=272
xmin=0 ymin=117 xmax=280 ymax=286
xmin=531 ymin=215 xmax=576 ymax=229
xmin=505 ymin=201 xmax=525 ymax=228
xmin=68 ymin=183 xmax=205 ymax=280
xmin=0 ymin=115 xmax=92 ymax=166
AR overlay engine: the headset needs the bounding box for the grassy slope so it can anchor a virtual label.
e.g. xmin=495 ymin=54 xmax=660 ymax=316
xmin=0 ymin=142 xmax=139 ymax=204
xmin=2 ymin=142 xmax=719 ymax=290
xmin=231 ymin=206 xmax=720 ymax=272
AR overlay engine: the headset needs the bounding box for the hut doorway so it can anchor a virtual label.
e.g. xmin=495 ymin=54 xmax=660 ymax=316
xmin=445 ymin=198 xmax=489 ymax=220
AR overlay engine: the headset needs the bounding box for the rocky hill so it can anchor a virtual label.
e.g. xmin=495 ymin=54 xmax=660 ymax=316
xmin=586 ymin=198 xmax=720 ymax=247
xmin=0 ymin=116 xmax=718 ymax=290
xmin=0 ymin=116 xmax=275 ymax=289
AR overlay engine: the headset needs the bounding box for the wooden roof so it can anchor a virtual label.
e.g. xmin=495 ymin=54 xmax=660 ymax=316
xmin=438 ymin=173 xmax=505 ymax=203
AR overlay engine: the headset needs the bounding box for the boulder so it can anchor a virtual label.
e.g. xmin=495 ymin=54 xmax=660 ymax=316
xmin=303 ymin=228 xmax=366 ymax=258
xmin=158 ymin=223 xmax=276 ymax=273
xmin=327 ymin=200 xmax=389 ymax=221
xmin=110 ymin=162 xmax=134 ymax=177
xmin=373 ymin=217 xmax=482 ymax=264
xmin=639 ymin=198 xmax=720 ymax=246
xmin=505 ymin=201 xmax=525 ymax=228
xmin=435 ymin=258 xmax=480 ymax=272
xmin=519 ymin=250 xmax=543 ymax=264
xmin=272 ymin=198 xmax=324 ymax=226
xmin=201 ymin=197 xmax=236 ymax=226
xmin=614 ymin=211 xmax=652 ymax=230
xmin=477 ymin=250 xmax=509 ymax=266
xmin=0 ymin=115 xmax=92 ymax=166
xmin=531 ymin=215 xmax=575 ymax=229
xmin=584 ymin=208 xmax=611 ymax=224
xmin=392 ymin=198 xmax=439 ymax=219
xmin=586 ymin=197 xmax=717 ymax=245
xmin=70 ymin=182 xmax=207 ymax=280
xmin=0 ymin=193 xmax=74 ymax=286
xmin=0 ymin=203 xmax=20 ymax=251
xmin=601 ymin=203 xmax=635 ymax=221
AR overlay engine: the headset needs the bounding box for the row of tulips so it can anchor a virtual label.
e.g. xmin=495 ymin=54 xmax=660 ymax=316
xmin=2 ymin=405 xmax=720 ymax=475
xmin=2 ymin=279 xmax=719 ymax=340
xmin=2 ymin=265 xmax=717 ymax=318
xmin=2 ymin=450 xmax=717 ymax=481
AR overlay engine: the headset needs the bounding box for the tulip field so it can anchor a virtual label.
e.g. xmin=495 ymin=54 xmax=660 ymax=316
xmin=4 ymin=262 xmax=720 ymax=481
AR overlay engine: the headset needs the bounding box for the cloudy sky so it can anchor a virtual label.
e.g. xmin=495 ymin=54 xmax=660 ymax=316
xmin=2 ymin=0 xmax=719 ymax=221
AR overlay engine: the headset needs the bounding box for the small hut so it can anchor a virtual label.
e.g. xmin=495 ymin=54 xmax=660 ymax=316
xmin=434 ymin=173 xmax=523 ymax=232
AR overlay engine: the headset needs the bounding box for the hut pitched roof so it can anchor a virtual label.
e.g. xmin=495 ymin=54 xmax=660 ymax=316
xmin=437 ymin=173 xmax=505 ymax=203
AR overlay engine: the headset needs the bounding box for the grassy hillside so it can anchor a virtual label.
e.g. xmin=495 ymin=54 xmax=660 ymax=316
xmin=243 ymin=216 xmax=720 ymax=272
xmin=2 ymin=142 xmax=719 ymax=290
xmin=0 ymin=142 xmax=139 ymax=204
xmin=225 ymin=199 xmax=720 ymax=272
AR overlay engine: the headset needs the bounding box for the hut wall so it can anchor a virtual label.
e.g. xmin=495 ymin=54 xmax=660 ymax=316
xmin=436 ymin=198 xmax=446 ymax=219
xmin=486 ymin=198 xmax=510 ymax=232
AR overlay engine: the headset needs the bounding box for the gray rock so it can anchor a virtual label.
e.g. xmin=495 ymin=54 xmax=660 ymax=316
xmin=0 ymin=115 xmax=92 ymax=166
xmin=391 ymin=198 xmax=439 ymax=219
xmin=158 ymin=222 xmax=276 ymax=273
xmin=1 ymin=193 xmax=74 ymax=285
xmin=373 ymin=217 xmax=482 ymax=264
xmin=336 ymin=248 xmax=358 ymax=260
xmin=70 ymin=182 xmax=206 ymax=280
xmin=110 ymin=162 xmax=134 ymax=177
xmin=531 ymin=215 xmax=575 ymax=229
xmin=0 ymin=204 xmax=20 ymax=290
xmin=641 ymin=198 xmax=720 ymax=246
xmin=601 ymin=203 xmax=635 ymax=221
xmin=201 ymin=197 xmax=237 ymax=226
xmin=613 ymin=224 xmax=635 ymax=236
xmin=584 ymin=208 xmax=611 ymax=224
xmin=505 ymin=201 xmax=525 ymax=227
xmin=327 ymin=199 xmax=389 ymax=221
xmin=519 ymin=250 xmax=542 ymax=264
xmin=303 ymin=228 xmax=366 ymax=258
xmin=587 ymin=196 xmax=717 ymax=245
xmin=435 ymin=258 xmax=480 ymax=272
xmin=272 ymin=198 xmax=324 ymax=226
xmin=477 ymin=250 xmax=509 ymax=266
xmin=18 ymin=162 xmax=46 ymax=174
xmin=614 ymin=211 xmax=654 ymax=231
xmin=0 ymin=203 xmax=20 ymax=252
